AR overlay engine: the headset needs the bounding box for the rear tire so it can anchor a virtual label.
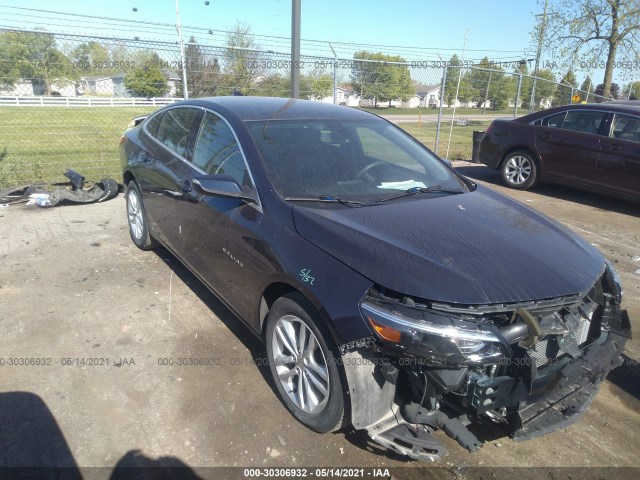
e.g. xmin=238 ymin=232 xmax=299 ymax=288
xmin=125 ymin=181 xmax=157 ymax=250
xmin=500 ymin=150 xmax=538 ymax=190
xmin=265 ymin=293 xmax=346 ymax=433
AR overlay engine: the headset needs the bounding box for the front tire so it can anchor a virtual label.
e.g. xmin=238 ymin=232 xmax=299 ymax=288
xmin=125 ymin=180 xmax=157 ymax=250
xmin=265 ymin=294 xmax=346 ymax=433
xmin=500 ymin=150 xmax=538 ymax=190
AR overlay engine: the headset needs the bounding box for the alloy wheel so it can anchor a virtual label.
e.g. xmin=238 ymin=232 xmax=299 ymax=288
xmin=504 ymin=155 xmax=532 ymax=185
xmin=271 ymin=314 xmax=330 ymax=414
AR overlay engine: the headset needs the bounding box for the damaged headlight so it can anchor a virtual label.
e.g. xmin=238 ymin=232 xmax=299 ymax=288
xmin=360 ymin=300 xmax=506 ymax=366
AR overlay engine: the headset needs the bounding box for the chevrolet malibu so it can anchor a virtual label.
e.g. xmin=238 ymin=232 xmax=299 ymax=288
xmin=120 ymin=97 xmax=630 ymax=460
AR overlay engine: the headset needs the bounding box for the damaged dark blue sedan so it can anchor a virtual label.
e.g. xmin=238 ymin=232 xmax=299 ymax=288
xmin=120 ymin=97 xmax=630 ymax=460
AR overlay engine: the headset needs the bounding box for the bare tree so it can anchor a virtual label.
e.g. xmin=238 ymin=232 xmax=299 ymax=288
xmin=543 ymin=0 xmax=640 ymax=98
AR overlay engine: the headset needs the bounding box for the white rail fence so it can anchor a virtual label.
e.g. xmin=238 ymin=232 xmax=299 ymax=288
xmin=0 ymin=96 xmax=179 ymax=107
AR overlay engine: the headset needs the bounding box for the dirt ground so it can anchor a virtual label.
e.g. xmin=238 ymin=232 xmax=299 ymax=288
xmin=0 ymin=161 xmax=639 ymax=479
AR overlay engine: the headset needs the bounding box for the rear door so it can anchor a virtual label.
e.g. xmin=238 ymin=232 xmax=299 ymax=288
xmin=139 ymin=107 xmax=203 ymax=250
xmin=534 ymin=109 xmax=608 ymax=187
xmin=595 ymin=112 xmax=640 ymax=199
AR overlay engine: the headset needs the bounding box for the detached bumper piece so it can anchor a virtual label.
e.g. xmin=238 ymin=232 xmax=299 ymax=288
xmin=0 ymin=168 xmax=120 ymax=207
xmin=371 ymin=422 xmax=448 ymax=461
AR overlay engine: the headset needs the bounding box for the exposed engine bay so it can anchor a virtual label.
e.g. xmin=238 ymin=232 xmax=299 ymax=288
xmin=344 ymin=264 xmax=631 ymax=461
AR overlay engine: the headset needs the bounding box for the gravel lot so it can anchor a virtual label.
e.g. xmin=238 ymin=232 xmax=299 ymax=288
xmin=0 ymin=161 xmax=638 ymax=479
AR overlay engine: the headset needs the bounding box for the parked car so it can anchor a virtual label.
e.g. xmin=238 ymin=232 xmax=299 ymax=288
xmin=478 ymin=101 xmax=640 ymax=202
xmin=120 ymin=97 xmax=630 ymax=461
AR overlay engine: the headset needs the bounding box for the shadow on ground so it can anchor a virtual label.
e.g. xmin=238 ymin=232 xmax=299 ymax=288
xmin=152 ymin=248 xmax=278 ymax=396
xmin=606 ymin=354 xmax=640 ymax=402
xmin=0 ymin=392 xmax=201 ymax=479
xmin=454 ymin=163 xmax=640 ymax=217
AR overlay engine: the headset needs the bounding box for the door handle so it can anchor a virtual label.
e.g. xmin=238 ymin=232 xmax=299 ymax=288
xmin=604 ymin=144 xmax=621 ymax=152
xmin=538 ymin=134 xmax=552 ymax=140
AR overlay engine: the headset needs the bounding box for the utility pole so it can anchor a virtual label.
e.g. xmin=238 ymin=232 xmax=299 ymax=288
xmin=291 ymin=0 xmax=301 ymax=98
xmin=175 ymin=0 xmax=188 ymax=99
xmin=445 ymin=28 xmax=468 ymax=160
xmin=529 ymin=0 xmax=548 ymax=113
xmin=329 ymin=42 xmax=338 ymax=104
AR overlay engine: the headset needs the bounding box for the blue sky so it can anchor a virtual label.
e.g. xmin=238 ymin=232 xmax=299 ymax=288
xmin=0 ymin=0 xmax=618 ymax=86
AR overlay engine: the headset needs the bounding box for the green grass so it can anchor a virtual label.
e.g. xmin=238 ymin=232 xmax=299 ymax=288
xmin=400 ymin=120 xmax=491 ymax=160
xmin=360 ymin=106 xmax=515 ymax=116
xmin=0 ymin=107 xmax=488 ymax=189
xmin=0 ymin=107 xmax=157 ymax=188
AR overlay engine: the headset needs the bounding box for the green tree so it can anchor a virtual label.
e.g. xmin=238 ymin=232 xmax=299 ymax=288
xmin=221 ymin=22 xmax=263 ymax=95
xmin=0 ymin=30 xmax=73 ymax=94
xmin=543 ymin=0 xmax=640 ymax=98
xmin=513 ymin=62 xmax=533 ymax=109
xmin=351 ymin=51 xmax=415 ymax=107
xmin=594 ymin=82 xmax=620 ymax=100
xmin=442 ymin=54 xmax=461 ymax=107
xmin=466 ymin=57 xmax=511 ymax=110
xmin=71 ymin=41 xmax=110 ymax=74
xmin=124 ymin=66 xmax=167 ymax=97
xmin=580 ymin=75 xmax=594 ymax=101
xmin=552 ymin=70 xmax=578 ymax=106
xmin=179 ymin=36 xmax=221 ymax=98
xmin=622 ymin=81 xmax=640 ymax=99
xmin=256 ymin=74 xmax=290 ymax=97
xmin=308 ymin=73 xmax=333 ymax=100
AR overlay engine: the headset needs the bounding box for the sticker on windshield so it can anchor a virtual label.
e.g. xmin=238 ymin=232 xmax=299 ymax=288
xmin=377 ymin=180 xmax=426 ymax=190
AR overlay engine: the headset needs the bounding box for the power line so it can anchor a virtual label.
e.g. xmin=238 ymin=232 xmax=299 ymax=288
xmin=0 ymin=4 xmax=532 ymax=60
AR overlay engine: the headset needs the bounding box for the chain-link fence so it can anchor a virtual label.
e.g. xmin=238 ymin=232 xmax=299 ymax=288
xmin=0 ymin=28 xmax=614 ymax=187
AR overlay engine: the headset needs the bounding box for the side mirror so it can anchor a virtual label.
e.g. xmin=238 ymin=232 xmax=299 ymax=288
xmin=192 ymin=174 xmax=256 ymax=204
xmin=442 ymin=158 xmax=453 ymax=168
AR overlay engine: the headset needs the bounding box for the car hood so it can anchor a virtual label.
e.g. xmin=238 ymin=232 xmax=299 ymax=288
xmin=292 ymin=186 xmax=604 ymax=305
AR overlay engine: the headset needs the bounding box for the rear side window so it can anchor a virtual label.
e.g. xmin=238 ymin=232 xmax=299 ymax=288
xmin=560 ymin=110 xmax=608 ymax=135
xmin=145 ymin=112 xmax=162 ymax=137
xmin=153 ymin=108 xmax=200 ymax=160
xmin=539 ymin=112 xmax=566 ymax=127
xmin=611 ymin=114 xmax=640 ymax=143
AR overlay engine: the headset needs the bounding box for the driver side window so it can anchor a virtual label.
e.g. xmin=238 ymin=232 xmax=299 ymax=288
xmin=193 ymin=111 xmax=253 ymax=189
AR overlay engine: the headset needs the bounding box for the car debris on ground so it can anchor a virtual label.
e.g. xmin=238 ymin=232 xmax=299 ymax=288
xmin=0 ymin=168 xmax=120 ymax=208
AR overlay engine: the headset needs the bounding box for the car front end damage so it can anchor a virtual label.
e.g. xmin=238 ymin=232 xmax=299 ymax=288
xmin=341 ymin=262 xmax=631 ymax=461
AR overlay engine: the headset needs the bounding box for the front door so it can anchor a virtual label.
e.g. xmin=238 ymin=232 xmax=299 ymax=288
xmin=595 ymin=112 xmax=640 ymax=199
xmin=171 ymin=110 xmax=263 ymax=322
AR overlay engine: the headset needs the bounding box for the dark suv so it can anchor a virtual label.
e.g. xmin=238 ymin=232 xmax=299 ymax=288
xmin=479 ymin=101 xmax=640 ymax=202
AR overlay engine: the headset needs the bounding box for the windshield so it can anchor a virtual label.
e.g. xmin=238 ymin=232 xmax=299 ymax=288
xmin=247 ymin=118 xmax=466 ymax=203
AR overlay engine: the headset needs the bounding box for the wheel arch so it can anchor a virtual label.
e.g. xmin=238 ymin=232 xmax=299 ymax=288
xmin=259 ymin=281 xmax=340 ymax=346
xmin=123 ymin=170 xmax=137 ymax=188
xmin=259 ymin=280 xmax=354 ymax=428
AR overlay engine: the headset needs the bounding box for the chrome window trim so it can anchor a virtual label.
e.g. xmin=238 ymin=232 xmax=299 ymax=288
xmin=142 ymin=105 xmax=263 ymax=212
xmin=142 ymin=105 xmax=202 ymax=162
xmin=609 ymin=112 xmax=640 ymax=141
xmin=197 ymin=107 xmax=263 ymax=212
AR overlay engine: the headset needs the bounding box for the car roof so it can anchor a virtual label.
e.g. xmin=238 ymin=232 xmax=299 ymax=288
xmin=181 ymin=96 xmax=376 ymax=122
xmin=538 ymin=101 xmax=640 ymax=116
